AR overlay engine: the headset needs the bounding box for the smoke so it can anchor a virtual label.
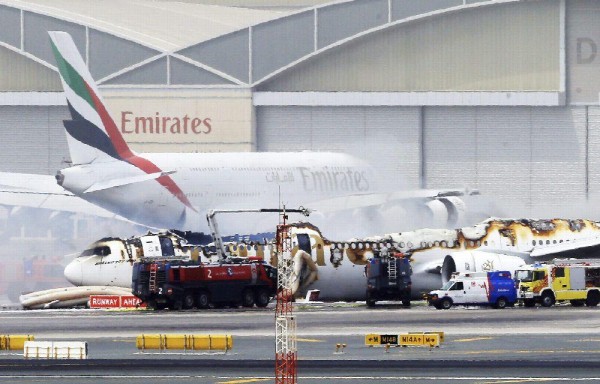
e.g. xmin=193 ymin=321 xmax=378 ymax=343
xmin=0 ymin=206 xmax=140 ymax=304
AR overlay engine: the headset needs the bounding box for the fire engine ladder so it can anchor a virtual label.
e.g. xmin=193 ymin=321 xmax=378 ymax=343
xmin=149 ymin=263 xmax=158 ymax=292
xmin=387 ymin=257 xmax=397 ymax=286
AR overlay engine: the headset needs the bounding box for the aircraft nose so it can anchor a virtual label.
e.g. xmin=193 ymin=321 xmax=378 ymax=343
xmin=64 ymin=259 xmax=83 ymax=286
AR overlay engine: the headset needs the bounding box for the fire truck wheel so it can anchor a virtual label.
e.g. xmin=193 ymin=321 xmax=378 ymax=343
xmin=440 ymin=298 xmax=452 ymax=310
xmin=402 ymin=299 xmax=411 ymax=308
xmin=183 ymin=294 xmax=195 ymax=309
xmin=197 ymin=291 xmax=211 ymax=309
xmin=586 ymin=291 xmax=600 ymax=307
xmin=494 ymin=297 xmax=507 ymax=309
xmin=242 ymin=289 xmax=255 ymax=308
xmin=541 ymin=292 xmax=555 ymax=307
xmin=255 ymin=289 xmax=270 ymax=308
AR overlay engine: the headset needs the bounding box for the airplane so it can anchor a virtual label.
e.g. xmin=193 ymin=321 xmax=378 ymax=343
xmin=0 ymin=31 xmax=493 ymax=236
xmin=261 ymin=217 xmax=600 ymax=300
xmin=20 ymin=229 xmax=205 ymax=308
xmin=26 ymin=216 xmax=599 ymax=310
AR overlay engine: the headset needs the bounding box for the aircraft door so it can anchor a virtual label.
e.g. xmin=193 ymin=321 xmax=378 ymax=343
xmin=498 ymin=228 xmax=515 ymax=251
xmin=296 ymin=234 xmax=312 ymax=255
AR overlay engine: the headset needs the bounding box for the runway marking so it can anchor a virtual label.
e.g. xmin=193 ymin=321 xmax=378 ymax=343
xmin=216 ymin=377 xmax=600 ymax=382
xmin=296 ymin=338 xmax=325 ymax=342
xmin=3 ymin=376 xmax=600 ymax=382
xmin=480 ymin=380 xmax=564 ymax=383
xmin=453 ymin=337 xmax=495 ymax=342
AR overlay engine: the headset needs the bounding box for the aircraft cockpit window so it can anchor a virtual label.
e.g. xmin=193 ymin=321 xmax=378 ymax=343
xmin=159 ymin=237 xmax=175 ymax=256
xmin=79 ymin=246 xmax=111 ymax=257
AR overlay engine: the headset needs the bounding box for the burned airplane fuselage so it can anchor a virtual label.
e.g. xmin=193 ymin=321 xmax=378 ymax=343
xmin=285 ymin=218 xmax=600 ymax=299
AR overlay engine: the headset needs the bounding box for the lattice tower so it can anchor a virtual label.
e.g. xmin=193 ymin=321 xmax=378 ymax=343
xmin=275 ymin=223 xmax=297 ymax=384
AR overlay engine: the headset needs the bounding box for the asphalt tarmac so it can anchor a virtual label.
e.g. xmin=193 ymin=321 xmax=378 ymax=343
xmin=1 ymin=301 xmax=600 ymax=383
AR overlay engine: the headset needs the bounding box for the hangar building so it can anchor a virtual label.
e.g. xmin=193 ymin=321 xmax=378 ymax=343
xmin=0 ymin=0 xmax=599 ymax=217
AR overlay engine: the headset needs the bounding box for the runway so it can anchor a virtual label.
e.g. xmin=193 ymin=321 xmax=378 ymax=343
xmin=1 ymin=302 xmax=600 ymax=383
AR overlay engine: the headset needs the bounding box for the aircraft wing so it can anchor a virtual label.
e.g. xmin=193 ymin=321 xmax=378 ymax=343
xmin=305 ymin=188 xmax=478 ymax=213
xmin=0 ymin=171 xmax=128 ymax=219
xmin=530 ymin=236 xmax=600 ymax=258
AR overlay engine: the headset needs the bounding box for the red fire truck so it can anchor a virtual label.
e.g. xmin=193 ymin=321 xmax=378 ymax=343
xmin=132 ymin=259 xmax=277 ymax=310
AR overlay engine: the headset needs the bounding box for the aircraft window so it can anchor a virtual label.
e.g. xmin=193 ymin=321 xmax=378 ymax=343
xmin=421 ymin=242 xmax=427 ymax=247
xmin=560 ymin=240 xmax=563 ymax=243
xmin=532 ymin=240 xmax=536 ymax=246
xmin=546 ymin=240 xmax=550 ymax=245
xmin=441 ymin=241 xmax=447 ymax=247
xmin=407 ymin=242 xmax=413 ymax=248
xmin=239 ymin=245 xmax=245 ymax=251
xmin=159 ymin=237 xmax=175 ymax=256
xmin=553 ymin=240 xmax=557 ymax=244
xmin=434 ymin=241 xmax=439 ymax=247
xmin=484 ymin=241 xmax=488 ymax=246
xmin=399 ymin=242 xmax=405 ymax=248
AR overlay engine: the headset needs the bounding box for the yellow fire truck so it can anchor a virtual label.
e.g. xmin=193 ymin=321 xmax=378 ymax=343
xmin=515 ymin=259 xmax=600 ymax=307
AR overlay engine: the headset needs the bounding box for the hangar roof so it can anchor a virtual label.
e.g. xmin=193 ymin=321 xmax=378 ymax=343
xmin=0 ymin=0 xmax=285 ymax=51
xmin=0 ymin=0 xmax=535 ymax=89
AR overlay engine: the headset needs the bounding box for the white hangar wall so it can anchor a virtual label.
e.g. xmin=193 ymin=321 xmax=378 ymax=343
xmin=0 ymin=106 xmax=69 ymax=174
xmin=257 ymin=106 xmax=600 ymax=216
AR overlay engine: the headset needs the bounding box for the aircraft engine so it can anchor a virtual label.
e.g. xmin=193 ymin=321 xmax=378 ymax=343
xmin=441 ymin=251 xmax=526 ymax=284
xmin=424 ymin=196 xmax=466 ymax=228
xmin=437 ymin=196 xmax=466 ymax=228
xmin=424 ymin=200 xmax=447 ymax=228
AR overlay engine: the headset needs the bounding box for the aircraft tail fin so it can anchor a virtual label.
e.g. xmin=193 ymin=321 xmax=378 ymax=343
xmin=49 ymin=31 xmax=134 ymax=165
